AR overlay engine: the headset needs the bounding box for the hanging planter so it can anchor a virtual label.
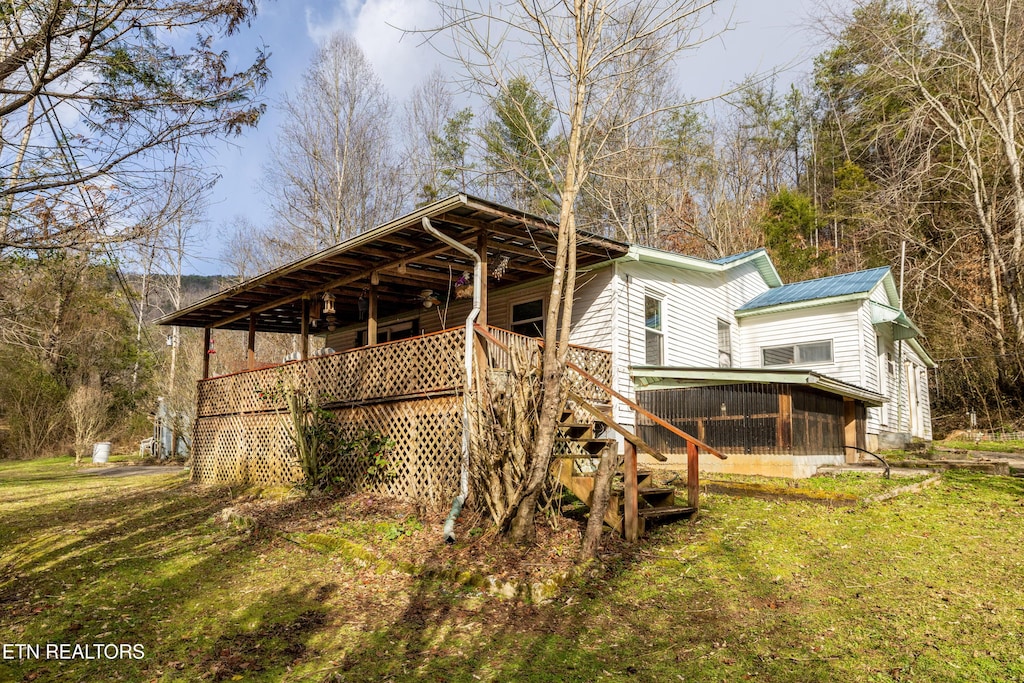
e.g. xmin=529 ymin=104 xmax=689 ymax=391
xmin=454 ymin=271 xmax=473 ymax=299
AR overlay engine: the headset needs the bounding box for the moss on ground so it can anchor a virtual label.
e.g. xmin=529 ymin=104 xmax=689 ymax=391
xmin=1 ymin=459 xmax=1023 ymax=682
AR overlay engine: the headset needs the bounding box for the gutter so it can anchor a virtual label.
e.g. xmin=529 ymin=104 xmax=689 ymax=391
xmin=422 ymin=217 xmax=480 ymax=544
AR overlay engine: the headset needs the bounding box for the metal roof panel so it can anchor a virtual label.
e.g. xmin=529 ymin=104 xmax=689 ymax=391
xmin=738 ymin=266 xmax=890 ymax=311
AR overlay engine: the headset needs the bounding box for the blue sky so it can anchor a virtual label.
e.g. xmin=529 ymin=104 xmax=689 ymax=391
xmin=191 ymin=0 xmax=833 ymax=275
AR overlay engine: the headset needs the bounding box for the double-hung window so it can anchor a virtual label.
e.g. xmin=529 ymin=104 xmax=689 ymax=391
xmin=717 ymin=319 xmax=732 ymax=368
xmin=644 ymin=295 xmax=664 ymax=365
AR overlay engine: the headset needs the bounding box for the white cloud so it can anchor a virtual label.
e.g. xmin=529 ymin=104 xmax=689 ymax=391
xmin=306 ymin=0 xmax=448 ymax=102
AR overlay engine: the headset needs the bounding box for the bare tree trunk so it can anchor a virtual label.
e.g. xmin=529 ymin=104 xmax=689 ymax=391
xmin=579 ymin=447 xmax=619 ymax=561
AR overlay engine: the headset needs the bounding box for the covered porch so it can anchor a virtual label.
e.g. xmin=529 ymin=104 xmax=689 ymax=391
xmin=632 ymin=367 xmax=885 ymax=478
xmin=157 ymin=195 xmax=627 ymax=503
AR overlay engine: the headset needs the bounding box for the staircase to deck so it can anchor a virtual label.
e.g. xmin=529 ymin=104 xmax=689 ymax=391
xmin=552 ymin=404 xmax=696 ymax=536
xmin=473 ymin=324 xmax=728 ymax=540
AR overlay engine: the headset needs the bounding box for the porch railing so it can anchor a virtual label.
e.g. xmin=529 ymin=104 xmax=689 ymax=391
xmin=196 ymin=327 xmax=466 ymax=418
xmin=196 ymin=326 xmax=615 ymax=418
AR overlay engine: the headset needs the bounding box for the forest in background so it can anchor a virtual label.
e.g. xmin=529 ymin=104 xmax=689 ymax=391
xmin=2 ymin=0 xmax=1021 ymax=460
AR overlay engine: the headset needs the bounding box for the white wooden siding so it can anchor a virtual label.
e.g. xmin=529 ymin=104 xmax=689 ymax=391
xmin=736 ymin=301 xmax=864 ymax=385
xmin=616 ymin=261 xmax=740 ymax=369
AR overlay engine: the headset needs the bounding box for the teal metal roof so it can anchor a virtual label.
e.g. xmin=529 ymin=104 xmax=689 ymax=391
xmin=738 ymin=267 xmax=890 ymax=312
xmin=711 ymin=249 xmax=766 ymax=265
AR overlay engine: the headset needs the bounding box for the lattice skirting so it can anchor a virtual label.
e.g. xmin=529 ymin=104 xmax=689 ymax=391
xmin=190 ymin=395 xmax=462 ymax=506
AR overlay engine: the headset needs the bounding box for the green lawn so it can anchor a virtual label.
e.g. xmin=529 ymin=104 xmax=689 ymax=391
xmin=939 ymin=439 xmax=1024 ymax=455
xmin=2 ymin=457 xmax=1023 ymax=682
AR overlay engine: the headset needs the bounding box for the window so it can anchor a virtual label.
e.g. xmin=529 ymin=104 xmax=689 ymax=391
xmin=717 ymin=319 xmax=732 ymax=368
xmin=644 ymin=295 xmax=663 ymax=365
xmin=355 ymin=319 xmax=417 ymax=346
xmin=511 ymin=299 xmax=544 ymax=337
xmin=761 ymin=340 xmax=833 ymax=367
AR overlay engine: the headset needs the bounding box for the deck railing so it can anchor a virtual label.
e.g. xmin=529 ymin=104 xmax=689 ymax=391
xmin=190 ymin=325 xmax=616 ymax=497
xmin=196 ymin=327 xmax=467 ymax=418
xmin=482 ymin=326 xmax=613 ymax=404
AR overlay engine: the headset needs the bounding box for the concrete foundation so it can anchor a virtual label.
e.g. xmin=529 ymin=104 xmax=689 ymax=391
xmin=875 ymin=430 xmax=912 ymax=450
xmin=641 ymin=451 xmax=847 ymax=479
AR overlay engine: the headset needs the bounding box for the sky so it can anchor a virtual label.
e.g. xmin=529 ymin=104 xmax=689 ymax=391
xmin=190 ymin=0 xmax=836 ymax=276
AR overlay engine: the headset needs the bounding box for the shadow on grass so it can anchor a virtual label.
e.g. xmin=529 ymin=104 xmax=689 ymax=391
xmin=0 ymin=466 xmax=334 ymax=683
xmin=326 ymin=509 xmax=844 ymax=683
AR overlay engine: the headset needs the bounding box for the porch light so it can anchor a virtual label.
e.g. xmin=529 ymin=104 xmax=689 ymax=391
xmin=322 ymin=291 xmax=336 ymax=315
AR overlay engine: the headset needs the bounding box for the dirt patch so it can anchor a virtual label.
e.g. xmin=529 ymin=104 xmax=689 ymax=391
xmin=216 ymin=492 xmax=625 ymax=592
xmin=83 ymin=465 xmax=186 ymax=477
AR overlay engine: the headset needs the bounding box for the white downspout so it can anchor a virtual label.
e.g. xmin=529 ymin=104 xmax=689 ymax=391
xmin=422 ymin=217 xmax=481 ymax=543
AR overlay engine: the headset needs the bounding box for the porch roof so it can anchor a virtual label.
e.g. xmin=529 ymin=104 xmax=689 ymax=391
xmin=630 ymin=366 xmax=887 ymax=406
xmin=156 ymin=194 xmax=629 ymax=334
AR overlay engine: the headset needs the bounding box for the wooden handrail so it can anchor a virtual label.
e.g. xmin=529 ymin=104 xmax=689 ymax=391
xmin=473 ymin=323 xmax=727 ymax=461
xmin=567 ymin=391 xmax=667 ymax=462
xmin=565 ymin=360 xmax=727 ymax=461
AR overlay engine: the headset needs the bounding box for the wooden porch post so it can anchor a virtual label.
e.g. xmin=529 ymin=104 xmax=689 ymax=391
xmin=247 ymin=313 xmax=257 ymax=370
xmin=687 ymin=440 xmax=699 ymax=510
xmin=684 ymin=440 xmax=700 ymax=509
xmin=778 ymin=390 xmax=793 ymax=453
xmin=201 ymin=327 xmax=211 ymax=379
xmin=844 ymin=398 xmax=858 ymax=463
xmin=300 ymin=298 xmax=309 ymax=361
xmin=367 ymin=284 xmax=378 ymax=346
xmin=476 ymin=233 xmax=488 ymax=326
xmin=624 ymin=441 xmax=639 ymax=541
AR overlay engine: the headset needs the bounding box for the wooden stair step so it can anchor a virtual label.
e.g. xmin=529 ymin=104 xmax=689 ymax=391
xmin=638 ymin=486 xmax=675 ymax=496
xmin=638 ymin=506 xmax=696 ymax=521
xmin=638 ymin=486 xmax=677 ymax=508
xmin=554 ymin=438 xmax=616 ymax=456
xmin=557 ymin=422 xmax=594 ymax=439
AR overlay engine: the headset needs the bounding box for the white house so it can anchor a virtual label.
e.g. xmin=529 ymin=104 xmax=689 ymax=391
xmin=163 ymin=195 xmax=934 ymax=488
xmin=322 ymin=226 xmax=934 ymax=478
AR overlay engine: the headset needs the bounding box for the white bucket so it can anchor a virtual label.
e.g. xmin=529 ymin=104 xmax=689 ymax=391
xmin=92 ymin=442 xmax=111 ymax=464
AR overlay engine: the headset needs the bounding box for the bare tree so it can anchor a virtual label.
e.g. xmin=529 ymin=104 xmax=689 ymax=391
xmin=429 ymin=0 xmax=722 ymax=548
xmin=403 ymin=69 xmax=478 ymax=203
xmin=817 ymin=0 xmax=1024 ymax=405
xmin=261 ymin=32 xmax=408 ymax=257
xmin=67 ymin=385 xmax=109 ymax=464
xmin=0 ymin=0 xmax=267 ymax=253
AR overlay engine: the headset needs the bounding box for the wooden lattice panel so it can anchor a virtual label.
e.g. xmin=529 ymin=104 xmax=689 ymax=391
xmin=328 ymin=396 xmax=462 ymax=505
xmin=189 ymin=326 xmax=608 ymax=506
xmin=197 ymin=328 xmax=465 ymax=417
xmin=191 ymin=413 xmax=303 ymax=487
xmin=190 ymin=396 xmax=462 ymax=506
xmin=482 ymin=326 xmax=612 ymax=405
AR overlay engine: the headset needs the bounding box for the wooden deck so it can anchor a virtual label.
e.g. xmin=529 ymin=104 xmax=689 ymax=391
xmin=190 ymin=327 xmax=613 ymax=506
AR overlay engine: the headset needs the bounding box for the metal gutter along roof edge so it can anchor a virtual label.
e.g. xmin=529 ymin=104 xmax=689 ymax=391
xmin=621 ymin=246 xmax=784 ymax=288
xmin=630 ymin=366 xmax=886 ymax=406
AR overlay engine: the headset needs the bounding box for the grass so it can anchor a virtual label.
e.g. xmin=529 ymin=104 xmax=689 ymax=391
xmin=2 ymin=457 xmax=1024 ymax=681
xmin=704 ymin=471 xmax=930 ymax=498
xmin=939 ymin=439 xmax=1024 ymax=455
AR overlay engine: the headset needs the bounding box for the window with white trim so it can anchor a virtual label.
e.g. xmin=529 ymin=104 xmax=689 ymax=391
xmin=717 ymin=319 xmax=732 ymax=368
xmin=511 ymin=299 xmax=544 ymax=338
xmin=644 ymin=295 xmax=663 ymax=365
xmin=761 ymin=340 xmax=833 ymax=367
